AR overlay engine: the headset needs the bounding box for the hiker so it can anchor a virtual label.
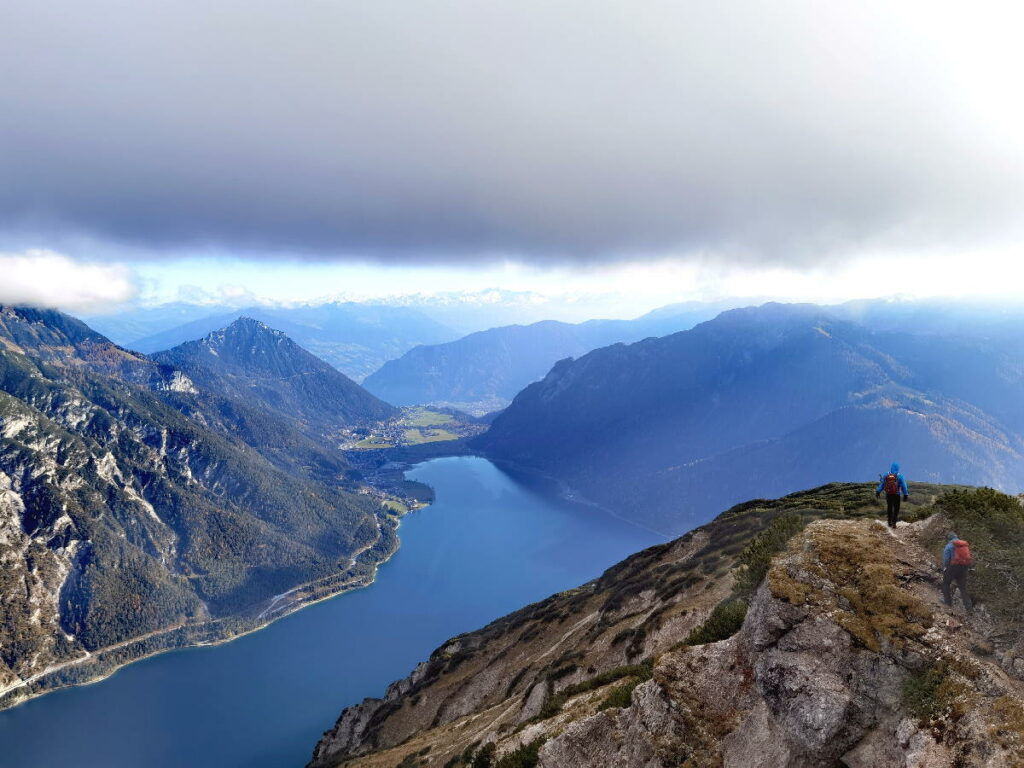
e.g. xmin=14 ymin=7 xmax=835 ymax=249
xmin=942 ymin=532 xmax=974 ymax=614
xmin=875 ymin=462 xmax=909 ymax=528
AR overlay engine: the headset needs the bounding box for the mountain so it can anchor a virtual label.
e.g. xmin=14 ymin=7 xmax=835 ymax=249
xmin=375 ymin=291 xmax=746 ymax=334
xmin=474 ymin=303 xmax=1024 ymax=534
xmin=80 ymin=302 xmax=241 ymax=348
xmin=362 ymin=303 xmax=726 ymax=414
xmin=123 ymin=302 xmax=457 ymax=380
xmin=152 ymin=317 xmax=396 ymax=438
xmin=309 ymin=484 xmax=1024 ymax=768
xmin=0 ymin=306 xmax=396 ymax=709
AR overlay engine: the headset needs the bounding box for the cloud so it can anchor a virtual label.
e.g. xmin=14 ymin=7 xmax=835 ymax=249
xmin=0 ymin=250 xmax=138 ymax=312
xmin=1 ymin=1 xmax=1022 ymax=263
xmin=173 ymin=283 xmax=267 ymax=308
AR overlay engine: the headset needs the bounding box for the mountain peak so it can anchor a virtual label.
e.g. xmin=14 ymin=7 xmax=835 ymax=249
xmin=205 ymin=315 xmax=286 ymax=344
xmin=230 ymin=315 xmax=273 ymax=331
xmin=154 ymin=318 xmax=397 ymax=431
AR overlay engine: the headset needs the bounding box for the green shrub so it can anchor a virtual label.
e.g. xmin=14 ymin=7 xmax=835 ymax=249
xmin=682 ymin=599 xmax=747 ymax=646
xmin=494 ymin=739 xmax=546 ymax=768
xmin=734 ymin=513 xmax=805 ymax=596
xmin=597 ymin=680 xmax=641 ymax=711
xmin=529 ymin=660 xmax=653 ymax=723
xmin=471 ymin=743 xmax=496 ymax=768
xmin=902 ymin=660 xmax=972 ymax=724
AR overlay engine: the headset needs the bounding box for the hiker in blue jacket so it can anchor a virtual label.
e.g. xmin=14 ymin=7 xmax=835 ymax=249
xmin=942 ymin=532 xmax=974 ymax=613
xmin=875 ymin=462 xmax=909 ymax=528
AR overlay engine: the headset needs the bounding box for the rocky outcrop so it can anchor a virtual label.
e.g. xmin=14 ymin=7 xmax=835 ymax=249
xmin=311 ymin=489 xmax=1024 ymax=768
xmin=535 ymin=518 xmax=1024 ymax=767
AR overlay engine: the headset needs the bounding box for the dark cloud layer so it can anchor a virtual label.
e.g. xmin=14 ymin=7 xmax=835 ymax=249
xmin=1 ymin=1 xmax=1021 ymax=263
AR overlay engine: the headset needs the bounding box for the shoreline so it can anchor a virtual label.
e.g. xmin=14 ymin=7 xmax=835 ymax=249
xmin=0 ymin=452 xmax=572 ymax=715
xmin=0 ymin=500 xmax=418 ymax=714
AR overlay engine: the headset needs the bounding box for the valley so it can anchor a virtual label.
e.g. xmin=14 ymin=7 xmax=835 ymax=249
xmin=343 ymin=407 xmax=485 ymax=452
xmin=4 ymin=298 xmax=1024 ymax=768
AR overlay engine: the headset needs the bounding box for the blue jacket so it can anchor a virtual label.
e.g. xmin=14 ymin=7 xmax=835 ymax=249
xmin=943 ymin=532 xmax=958 ymax=568
xmin=876 ymin=462 xmax=909 ymax=496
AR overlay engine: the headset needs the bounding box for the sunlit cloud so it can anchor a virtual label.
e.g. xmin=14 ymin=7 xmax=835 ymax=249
xmin=0 ymin=250 xmax=138 ymax=312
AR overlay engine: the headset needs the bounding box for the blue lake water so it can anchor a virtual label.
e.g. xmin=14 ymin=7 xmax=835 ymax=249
xmin=0 ymin=456 xmax=661 ymax=768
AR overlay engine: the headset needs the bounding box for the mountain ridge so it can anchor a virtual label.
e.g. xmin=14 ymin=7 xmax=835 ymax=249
xmin=475 ymin=304 xmax=1024 ymax=534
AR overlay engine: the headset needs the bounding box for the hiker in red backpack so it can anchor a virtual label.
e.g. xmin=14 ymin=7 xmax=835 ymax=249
xmin=875 ymin=462 xmax=909 ymax=528
xmin=942 ymin=532 xmax=974 ymax=614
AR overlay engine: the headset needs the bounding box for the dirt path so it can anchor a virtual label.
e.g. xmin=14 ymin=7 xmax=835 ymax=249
xmin=0 ymin=619 xmax=186 ymax=699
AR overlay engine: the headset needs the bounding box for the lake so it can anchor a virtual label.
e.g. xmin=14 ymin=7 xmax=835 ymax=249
xmin=0 ymin=456 xmax=661 ymax=768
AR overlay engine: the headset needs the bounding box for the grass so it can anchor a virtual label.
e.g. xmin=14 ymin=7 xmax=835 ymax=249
xmin=383 ymin=500 xmax=409 ymax=514
xmin=445 ymin=739 xmax=547 ymax=768
xmin=990 ymin=696 xmax=1024 ymax=755
xmin=495 ymin=739 xmax=546 ymax=768
xmin=769 ymin=521 xmax=932 ymax=652
xmin=733 ymin=513 xmax=806 ymax=597
xmin=402 ymin=427 xmax=460 ymax=445
xmin=402 ymin=408 xmax=455 ymax=427
xmin=351 ymin=437 xmax=394 ymax=450
xmin=597 ymin=679 xmax=643 ymax=711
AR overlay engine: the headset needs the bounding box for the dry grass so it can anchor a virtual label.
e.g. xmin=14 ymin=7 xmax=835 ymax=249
xmin=990 ymin=696 xmax=1024 ymax=756
xmin=769 ymin=521 xmax=932 ymax=651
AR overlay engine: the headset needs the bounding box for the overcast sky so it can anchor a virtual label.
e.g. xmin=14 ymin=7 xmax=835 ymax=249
xmin=1 ymin=1 xmax=1022 ymax=312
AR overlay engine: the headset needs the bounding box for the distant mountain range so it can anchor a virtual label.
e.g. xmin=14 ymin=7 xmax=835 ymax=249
xmin=82 ymin=302 xmax=242 ymax=347
xmin=0 ymin=306 xmax=396 ymax=707
xmin=88 ymin=302 xmax=458 ymax=381
xmin=475 ymin=303 xmax=1024 ymax=534
xmin=362 ymin=303 xmax=729 ymax=414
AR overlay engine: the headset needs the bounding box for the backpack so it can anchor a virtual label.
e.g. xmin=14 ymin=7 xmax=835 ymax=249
xmin=883 ymin=473 xmax=901 ymax=495
xmin=951 ymin=540 xmax=973 ymax=567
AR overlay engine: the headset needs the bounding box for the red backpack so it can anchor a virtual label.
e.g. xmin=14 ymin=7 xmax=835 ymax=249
xmin=883 ymin=473 xmax=901 ymax=495
xmin=951 ymin=540 xmax=973 ymax=567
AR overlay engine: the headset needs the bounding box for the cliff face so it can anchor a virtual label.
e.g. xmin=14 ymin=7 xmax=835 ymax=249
xmin=310 ymin=485 xmax=1024 ymax=768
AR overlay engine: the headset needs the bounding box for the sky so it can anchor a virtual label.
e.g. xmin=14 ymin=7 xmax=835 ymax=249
xmin=1 ymin=1 xmax=1023 ymax=316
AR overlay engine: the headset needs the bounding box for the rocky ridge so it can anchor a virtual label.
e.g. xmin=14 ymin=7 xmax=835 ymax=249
xmin=310 ymin=484 xmax=1024 ymax=768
